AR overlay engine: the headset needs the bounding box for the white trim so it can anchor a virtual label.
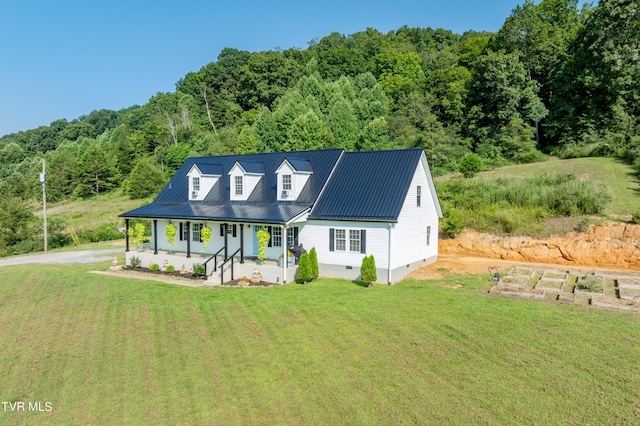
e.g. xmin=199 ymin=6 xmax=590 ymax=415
xmin=388 ymin=223 xmax=393 ymax=285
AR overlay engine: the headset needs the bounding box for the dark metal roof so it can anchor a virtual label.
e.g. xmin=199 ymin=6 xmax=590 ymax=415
xmin=121 ymin=149 xmax=343 ymax=223
xmin=121 ymin=203 xmax=310 ymax=224
xmin=286 ymin=157 xmax=313 ymax=172
xmin=236 ymin=161 xmax=265 ymax=174
xmin=309 ymin=148 xmax=424 ymax=222
xmin=121 ymin=148 xmax=435 ymax=224
xmin=193 ymin=163 xmax=222 ymax=175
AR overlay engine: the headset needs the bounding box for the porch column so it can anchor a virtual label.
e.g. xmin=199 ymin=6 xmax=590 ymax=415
xmin=224 ymin=222 xmax=228 ymax=259
xmin=240 ymin=224 xmax=244 ymax=263
xmin=153 ymin=220 xmax=158 ymax=254
xmin=282 ymin=225 xmax=288 ymax=284
xmin=125 ymin=219 xmax=130 ymax=252
xmin=186 ymin=221 xmax=191 ymax=258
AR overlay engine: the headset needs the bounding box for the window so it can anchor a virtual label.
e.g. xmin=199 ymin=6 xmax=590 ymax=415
xmin=182 ymin=222 xmax=189 ymax=241
xmin=193 ymin=177 xmax=200 ymax=192
xmin=192 ymin=223 xmax=203 ymax=242
xmin=282 ymin=174 xmax=292 ymax=191
xmin=427 ymin=226 xmax=431 ymax=246
xmin=235 ymin=176 xmax=243 ymax=195
xmin=226 ymin=224 xmax=233 ymax=234
xmin=349 ymin=230 xmax=361 ymax=252
xmin=287 ymin=228 xmax=295 ymax=248
xmin=417 ymin=185 xmax=421 ymax=207
xmin=335 ymin=229 xmax=346 ymax=251
xmin=272 ymin=227 xmax=282 ymax=247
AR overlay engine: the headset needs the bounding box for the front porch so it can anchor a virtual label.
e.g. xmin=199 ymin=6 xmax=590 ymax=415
xmin=125 ymin=248 xmax=297 ymax=285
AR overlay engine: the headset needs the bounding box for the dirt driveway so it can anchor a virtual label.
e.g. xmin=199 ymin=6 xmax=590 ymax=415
xmin=0 ymin=248 xmax=122 ymax=267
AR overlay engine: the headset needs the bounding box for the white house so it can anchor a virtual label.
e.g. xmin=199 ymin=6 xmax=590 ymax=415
xmin=120 ymin=148 xmax=442 ymax=284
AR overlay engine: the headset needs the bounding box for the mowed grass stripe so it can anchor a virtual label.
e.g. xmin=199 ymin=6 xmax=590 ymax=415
xmin=1 ymin=264 xmax=639 ymax=424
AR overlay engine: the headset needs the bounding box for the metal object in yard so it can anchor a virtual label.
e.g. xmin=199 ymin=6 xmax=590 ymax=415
xmin=489 ymin=266 xmax=501 ymax=282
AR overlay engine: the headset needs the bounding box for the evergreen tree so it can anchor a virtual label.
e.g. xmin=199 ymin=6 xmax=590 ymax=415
xmin=360 ymin=255 xmax=377 ymax=287
xmin=296 ymin=252 xmax=313 ymax=284
xmin=309 ymin=247 xmax=319 ymax=279
xmin=73 ymin=144 xmax=120 ymax=198
xmin=125 ymin=157 xmax=166 ymax=199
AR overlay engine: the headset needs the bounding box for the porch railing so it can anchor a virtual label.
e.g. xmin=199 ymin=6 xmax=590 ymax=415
xmin=203 ymin=246 xmax=225 ymax=277
xmin=220 ymin=248 xmax=242 ymax=285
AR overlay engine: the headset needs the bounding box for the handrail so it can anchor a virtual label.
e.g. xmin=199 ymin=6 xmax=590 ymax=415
xmin=203 ymin=246 xmax=225 ymax=276
xmin=220 ymin=248 xmax=242 ymax=285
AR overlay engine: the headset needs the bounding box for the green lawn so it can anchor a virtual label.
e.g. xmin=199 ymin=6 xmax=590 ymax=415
xmin=1 ymin=263 xmax=640 ymax=424
xmin=480 ymin=157 xmax=640 ymax=216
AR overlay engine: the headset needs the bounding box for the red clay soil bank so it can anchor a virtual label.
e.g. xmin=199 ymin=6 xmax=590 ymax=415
xmin=439 ymin=222 xmax=640 ymax=270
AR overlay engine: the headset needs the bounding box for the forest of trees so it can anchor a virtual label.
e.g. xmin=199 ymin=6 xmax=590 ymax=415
xmin=0 ymin=0 xmax=638 ymax=255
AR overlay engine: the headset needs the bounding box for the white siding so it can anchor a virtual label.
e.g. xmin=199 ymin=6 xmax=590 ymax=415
xmin=391 ymin=154 xmax=439 ymax=269
xmin=228 ymin=164 xmax=263 ymax=201
xmin=300 ymin=220 xmax=390 ymax=269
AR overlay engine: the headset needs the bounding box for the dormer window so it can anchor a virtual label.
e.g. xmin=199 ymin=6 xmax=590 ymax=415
xmin=192 ymin=177 xmax=200 ymax=195
xmin=187 ymin=163 xmax=222 ymax=201
xmin=235 ymin=176 xmax=243 ymax=195
xmin=276 ymin=158 xmax=313 ymax=201
xmin=282 ymin=175 xmax=291 ymax=194
xmin=228 ymin=161 xmax=264 ymax=201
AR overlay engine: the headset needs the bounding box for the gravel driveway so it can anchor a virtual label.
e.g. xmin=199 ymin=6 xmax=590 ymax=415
xmin=0 ymin=248 xmax=122 ymax=267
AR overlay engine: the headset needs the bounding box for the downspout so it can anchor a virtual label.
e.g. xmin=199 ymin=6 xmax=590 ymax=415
xmin=282 ymin=225 xmax=288 ymax=284
xmin=388 ymin=223 xmax=393 ymax=285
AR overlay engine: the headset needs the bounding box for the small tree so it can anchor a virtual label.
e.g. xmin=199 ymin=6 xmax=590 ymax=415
xmin=458 ymin=153 xmax=484 ymax=178
xmin=297 ymin=252 xmax=313 ymax=284
xmin=309 ymin=246 xmax=319 ymax=279
xmin=256 ymin=229 xmax=270 ymax=263
xmin=360 ymin=255 xmax=377 ymax=287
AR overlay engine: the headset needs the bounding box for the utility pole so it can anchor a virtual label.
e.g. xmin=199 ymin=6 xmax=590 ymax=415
xmin=40 ymin=159 xmax=48 ymax=252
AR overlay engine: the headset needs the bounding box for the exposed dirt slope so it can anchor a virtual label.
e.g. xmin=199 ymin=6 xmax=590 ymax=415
xmin=439 ymin=222 xmax=640 ymax=271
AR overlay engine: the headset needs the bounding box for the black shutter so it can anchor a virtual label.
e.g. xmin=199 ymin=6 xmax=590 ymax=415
xmin=267 ymin=226 xmax=272 ymax=247
xmin=179 ymin=223 xmax=184 ymax=241
xmin=200 ymin=223 xmax=205 ymax=242
xmin=329 ymin=228 xmax=334 ymax=252
xmin=293 ymin=227 xmax=299 ymax=246
xmin=232 ymin=224 xmax=237 ymax=238
xmin=220 ymin=224 xmax=224 ymax=237
xmin=360 ymin=229 xmax=366 ymax=253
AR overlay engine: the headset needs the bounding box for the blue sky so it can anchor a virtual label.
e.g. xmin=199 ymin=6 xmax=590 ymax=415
xmin=0 ymin=0 xmax=571 ymax=137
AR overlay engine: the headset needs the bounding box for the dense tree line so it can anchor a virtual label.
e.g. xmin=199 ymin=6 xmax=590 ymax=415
xmin=0 ymin=0 xmax=638 ymax=254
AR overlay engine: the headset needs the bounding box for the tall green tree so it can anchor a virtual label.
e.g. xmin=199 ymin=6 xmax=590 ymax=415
xmin=73 ymin=145 xmax=120 ymax=197
xmin=125 ymin=157 xmax=166 ymax=199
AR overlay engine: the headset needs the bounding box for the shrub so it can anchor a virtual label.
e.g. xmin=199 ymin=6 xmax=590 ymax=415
xmin=166 ymin=265 xmax=175 ymax=273
xmin=442 ymin=208 xmax=465 ymax=238
xmin=309 ymin=247 xmax=319 ymax=279
xmin=296 ymin=252 xmax=313 ymax=284
xmin=130 ymin=256 xmax=142 ymax=268
xmin=360 ymin=255 xmax=377 ymax=286
xmin=631 ymin=212 xmax=640 ymax=225
xmin=150 ymin=263 xmax=160 ymax=271
xmin=458 ymin=153 xmax=483 ymax=178
xmin=192 ymin=263 xmax=205 ymax=277
xmin=78 ymin=222 xmax=122 ymax=243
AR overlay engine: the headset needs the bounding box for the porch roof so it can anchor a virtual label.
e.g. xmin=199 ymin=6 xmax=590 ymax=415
xmin=120 ymin=202 xmax=310 ymax=224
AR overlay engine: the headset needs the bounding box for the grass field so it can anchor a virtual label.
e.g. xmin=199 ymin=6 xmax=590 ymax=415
xmin=480 ymin=157 xmax=640 ymax=216
xmin=1 ymin=262 xmax=639 ymax=424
